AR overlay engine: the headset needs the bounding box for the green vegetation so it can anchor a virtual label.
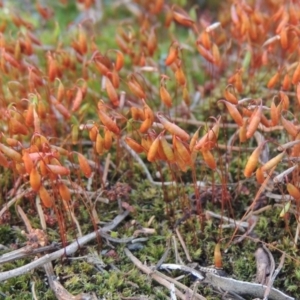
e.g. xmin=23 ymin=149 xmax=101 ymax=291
xmin=0 ymin=0 xmax=300 ymax=299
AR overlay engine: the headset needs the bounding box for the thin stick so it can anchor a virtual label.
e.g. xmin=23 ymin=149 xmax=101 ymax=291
xmin=170 ymin=283 xmax=177 ymax=300
xmin=0 ymin=211 xmax=130 ymax=282
xmin=159 ymin=264 xmax=204 ymax=280
xmin=124 ymin=248 xmax=192 ymax=300
xmin=0 ymin=190 xmax=29 ymax=218
xmin=153 ymin=270 xmax=206 ymax=300
xmin=31 ymin=282 xmax=38 ymax=300
xmin=172 ymin=235 xmax=184 ymax=265
xmin=263 ymin=253 xmax=286 ymax=300
xmin=205 ymin=210 xmax=249 ymax=228
xmin=156 ymin=239 xmax=171 ymax=269
xmin=175 ymin=228 xmax=192 ymax=262
xmin=0 ymin=244 xmax=61 ymax=265
xmin=102 ymin=153 xmax=111 ymax=183
xmin=16 ymin=205 xmax=33 ymax=232
xmin=36 ymin=195 xmax=47 ymax=230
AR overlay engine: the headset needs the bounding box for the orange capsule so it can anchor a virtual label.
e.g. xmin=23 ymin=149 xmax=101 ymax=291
xmin=128 ymin=77 xmax=146 ymax=99
xmin=281 ymin=73 xmax=290 ymax=91
xmin=173 ymin=136 xmax=192 ymax=165
xmin=224 ymin=88 xmax=238 ymax=105
xmin=292 ymin=61 xmax=300 ymax=85
xmin=271 ymin=63 xmax=282 ymax=85
xmin=39 ymin=159 xmax=48 ymax=176
xmin=131 ymin=107 xmax=145 ymax=121
xmin=287 ymin=183 xmax=300 ymax=201
xmin=95 ymin=57 xmax=110 ymax=76
xmin=157 ymin=113 xmax=189 ymax=141
xmin=39 ymin=186 xmax=53 ymax=208
xmin=171 ymin=5 xmax=194 ymax=27
xmin=147 ymin=135 xmax=160 ymax=162
xmin=157 ymin=137 xmax=168 ymax=161
xmin=47 ymin=55 xmax=57 ymax=82
xmin=256 ymin=167 xmax=265 ymax=184
xmin=182 ymin=86 xmax=190 ymax=106
xmin=260 ymin=113 xmax=271 ymax=128
xmin=194 ymin=133 xmax=209 ymax=151
xmin=2 ymin=49 xmax=22 ymax=69
xmin=219 ymin=100 xmax=243 ymax=126
xmin=30 ymin=167 xmax=41 ymax=192
xmin=56 ymin=79 xmax=65 ymax=102
xmin=77 ymin=152 xmax=92 ymax=178
xmin=38 ymin=99 xmax=48 ymax=119
xmin=106 ymin=77 xmax=119 ymax=107
xmin=110 ymin=67 xmax=120 ymax=89
xmin=78 ymin=25 xmax=87 ymax=55
xmin=196 ymin=42 xmax=215 ymax=63
xmin=36 ymin=2 xmax=52 ymax=20
xmin=151 ymin=0 xmax=164 ymax=14
xmin=279 ymin=91 xmax=289 ymax=110
xmin=201 ymin=149 xmax=216 ymax=169
xmin=139 ymin=117 xmax=152 ymax=133
xmin=9 ymin=118 xmax=28 ymax=135
xmin=72 ymin=87 xmax=83 ymax=112
xmin=51 ymin=146 xmax=69 ymax=157
xmin=189 ymin=128 xmax=200 ymax=151
xmin=138 ymin=52 xmax=146 ymax=67
xmin=261 ymin=49 xmax=269 ymax=66
xmin=58 ymin=182 xmax=71 ymax=202
xmin=246 ymin=104 xmax=262 ymax=139
xmin=89 ymin=125 xmax=98 ymax=142
xmin=275 ymin=11 xmax=289 ymax=34
xmin=95 ymin=133 xmax=104 ymax=155
xmin=203 ymin=117 xmax=221 ymax=150
xmin=244 ymin=144 xmax=263 ymax=177
xmin=160 ymin=135 xmax=175 ymax=162
xmin=159 ymin=85 xmax=172 ymax=108
xmin=143 ymin=103 xmax=154 ymax=122
xmin=72 ymin=124 xmax=79 ymax=145
xmin=25 ymin=103 xmax=34 ymax=127
xmin=98 ymin=110 xmax=120 ymax=135
xmin=6 ymin=138 xmax=19 ymax=147
xmin=175 ymin=66 xmax=186 ymax=86
xmin=214 ymin=243 xmax=222 ymax=269
xmin=147 ymin=27 xmax=157 ymax=56
xmin=239 ymin=118 xmax=248 ymax=143
xmin=22 ymin=151 xmax=34 ymax=174
xmin=0 ymin=143 xmax=22 ymax=162
xmin=280 ymin=27 xmax=288 ymax=49
xmin=165 ymin=44 xmax=178 ymax=66
xmin=194 ymin=118 xmax=220 ymax=151
xmin=130 ymin=106 xmax=139 ymax=120
xmin=270 ymin=99 xmax=280 ymax=126
xmin=114 ymin=50 xmax=124 ymax=71
xmin=198 ymin=31 xmax=211 ymax=50
xmin=15 ymin=163 xmax=26 ymax=175
xmin=211 ymin=43 xmax=221 ymax=67
xmin=261 ymin=152 xmax=285 ymax=172
xmin=46 ymin=164 xmax=70 ymax=176
xmin=175 ymin=155 xmax=187 ymax=172
xmin=51 ymin=96 xmax=71 ymax=119
xmin=104 ymin=128 xmax=113 ymax=150
xmin=0 ymin=151 xmax=9 ymax=168
xmin=125 ymin=137 xmax=144 ymax=153
xmin=281 ymin=114 xmax=298 ymax=138
xmin=33 ymin=107 xmax=41 ymax=134
xmin=164 ymin=7 xmax=173 ymax=27
xmin=230 ymin=71 xmax=243 ymax=93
